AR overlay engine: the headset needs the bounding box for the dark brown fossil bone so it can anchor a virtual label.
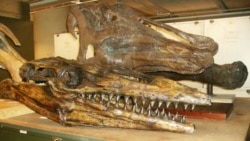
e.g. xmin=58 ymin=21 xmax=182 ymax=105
xmin=0 ymin=57 xmax=211 ymax=133
xmin=67 ymin=4 xmax=218 ymax=74
xmin=147 ymin=61 xmax=248 ymax=89
xmin=66 ymin=3 xmax=247 ymax=89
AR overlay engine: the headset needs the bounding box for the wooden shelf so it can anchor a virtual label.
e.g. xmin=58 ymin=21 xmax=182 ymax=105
xmin=0 ymin=99 xmax=33 ymax=119
xmin=0 ymin=98 xmax=249 ymax=141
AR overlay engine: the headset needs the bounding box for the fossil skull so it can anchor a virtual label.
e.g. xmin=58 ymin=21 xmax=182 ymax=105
xmin=16 ymin=57 xmax=210 ymax=133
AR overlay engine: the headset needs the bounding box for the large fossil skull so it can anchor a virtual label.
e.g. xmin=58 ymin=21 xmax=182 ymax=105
xmin=16 ymin=57 xmax=210 ymax=133
xmin=66 ymin=3 xmax=247 ymax=89
xmin=67 ymin=3 xmax=218 ymax=74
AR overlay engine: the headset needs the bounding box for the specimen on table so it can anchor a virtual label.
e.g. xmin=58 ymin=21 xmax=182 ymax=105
xmin=0 ymin=19 xmax=207 ymax=134
xmin=0 ymin=2 xmax=248 ymax=133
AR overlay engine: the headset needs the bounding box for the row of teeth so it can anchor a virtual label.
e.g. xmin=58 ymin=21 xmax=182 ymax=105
xmin=77 ymin=93 xmax=196 ymax=123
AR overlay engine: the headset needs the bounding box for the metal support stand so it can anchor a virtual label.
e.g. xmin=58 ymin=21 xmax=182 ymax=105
xmin=166 ymin=83 xmax=234 ymax=120
xmin=207 ymin=83 xmax=213 ymax=96
xmin=207 ymin=83 xmax=235 ymax=103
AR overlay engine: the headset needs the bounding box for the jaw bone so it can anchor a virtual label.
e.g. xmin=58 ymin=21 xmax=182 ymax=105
xmin=17 ymin=57 xmax=210 ymax=133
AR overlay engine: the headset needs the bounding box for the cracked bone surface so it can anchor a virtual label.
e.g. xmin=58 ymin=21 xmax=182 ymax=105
xmin=67 ymin=3 xmax=247 ymax=89
xmin=14 ymin=57 xmax=210 ymax=133
xmin=67 ymin=4 xmax=218 ymax=74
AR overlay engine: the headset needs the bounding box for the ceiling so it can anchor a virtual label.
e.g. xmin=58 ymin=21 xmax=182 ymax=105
xmin=28 ymin=0 xmax=250 ymax=22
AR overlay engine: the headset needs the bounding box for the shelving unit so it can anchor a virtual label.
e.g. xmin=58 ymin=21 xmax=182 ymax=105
xmin=0 ymin=98 xmax=249 ymax=141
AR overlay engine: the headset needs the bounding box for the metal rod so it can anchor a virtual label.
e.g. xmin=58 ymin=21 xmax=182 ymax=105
xmin=207 ymin=84 xmax=213 ymax=96
xmin=151 ymin=10 xmax=250 ymax=23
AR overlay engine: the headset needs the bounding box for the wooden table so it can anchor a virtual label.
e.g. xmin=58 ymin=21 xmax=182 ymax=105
xmin=0 ymin=98 xmax=249 ymax=141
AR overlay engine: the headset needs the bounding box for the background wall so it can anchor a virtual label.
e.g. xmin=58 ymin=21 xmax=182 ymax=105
xmin=0 ymin=1 xmax=33 ymax=81
xmin=31 ymin=6 xmax=69 ymax=59
xmin=165 ymin=16 xmax=250 ymax=97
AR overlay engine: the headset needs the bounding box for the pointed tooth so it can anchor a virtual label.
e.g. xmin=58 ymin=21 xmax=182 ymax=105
xmin=133 ymin=97 xmax=137 ymax=103
xmin=153 ymin=109 xmax=159 ymax=116
xmin=180 ymin=117 xmax=183 ymax=123
xmin=168 ymin=112 xmax=171 ymax=118
xmin=158 ymin=101 xmax=163 ymax=108
xmin=150 ymin=100 xmax=155 ymax=107
xmin=99 ymin=94 xmax=103 ymax=103
xmin=158 ymin=112 xmax=161 ymax=117
xmin=191 ymin=104 xmax=196 ymax=110
xmin=182 ymin=116 xmax=186 ymax=123
xmin=142 ymin=99 xmax=146 ymax=106
xmin=92 ymin=94 xmax=97 ymax=101
xmin=161 ymin=109 xmax=165 ymax=116
xmin=88 ymin=94 xmax=92 ymax=99
xmin=101 ymin=94 xmax=105 ymax=101
xmin=148 ymin=110 xmax=151 ymax=116
xmin=156 ymin=109 xmax=160 ymax=117
xmin=140 ymin=107 xmax=144 ymax=114
xmin=175 ymin=112 xmax=179 ymax=118
xmin=78 ymin=94 xmax=84 ymax=98
xmin=125 ymin=96 xmax=129 ymax=104
xmin=164 ymin=113 xmax=168 ymax=120
xmin=116 ymin=95 xmax=120 ymax=102
xmin=147 ymin=104 xmax=151 ymax=111
xmin=132 ymin=104 xmax=137 ymax=112
xmin=174 ymin=102 xmax=179 ymax=109
xmin=115 ymin=98 xmax=119 ymax=108
xmin=184 ymin=104 xmax=189 ymax=110
xmin=172 ymin=116 xmax=176 ymax=121
xmin=82 ymin=94 xmax=86 ymax=99
xmin=124 ymin=104 xmax=127 ymax=110
xmin=166 ymin=101 xmax=171 ymax=108
xmin=109 ymin=93 xmax=114 ymax=101
xmin=106 ymin=101 xmax=110 ymax=107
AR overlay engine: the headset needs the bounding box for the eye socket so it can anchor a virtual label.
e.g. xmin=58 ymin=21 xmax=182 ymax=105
xmin=20 ymin=64 xmax=56 ymax=83
xmin=58 ymin=67 xmax=83 ymax=88
xmin=60 ymin=71 xmax=71 ymax=81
